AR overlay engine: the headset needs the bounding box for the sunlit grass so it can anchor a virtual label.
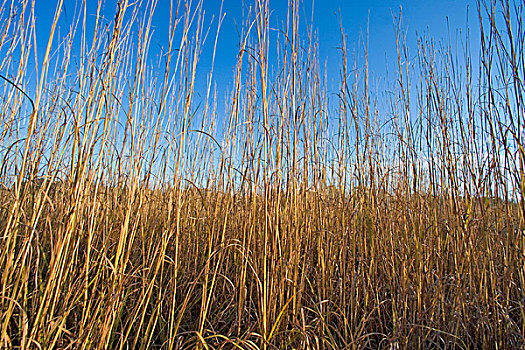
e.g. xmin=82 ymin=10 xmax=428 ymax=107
xmin=0 ymin=0 xmax=524 ymax=349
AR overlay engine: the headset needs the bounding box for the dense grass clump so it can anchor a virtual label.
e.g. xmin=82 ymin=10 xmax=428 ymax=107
xmin=0 ymin=0 xmax=524 ymax=348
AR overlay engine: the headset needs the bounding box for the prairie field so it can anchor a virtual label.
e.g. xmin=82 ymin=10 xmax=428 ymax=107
xmin=0 ymin=0 xmax=524 ymax=349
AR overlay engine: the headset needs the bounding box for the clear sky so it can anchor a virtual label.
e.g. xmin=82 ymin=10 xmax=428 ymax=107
xmin=31 ymin=0 xmax=478 ymax=107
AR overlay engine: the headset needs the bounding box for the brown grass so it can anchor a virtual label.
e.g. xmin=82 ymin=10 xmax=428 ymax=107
xmin=0 ymin=0 xmax=524 ymax=348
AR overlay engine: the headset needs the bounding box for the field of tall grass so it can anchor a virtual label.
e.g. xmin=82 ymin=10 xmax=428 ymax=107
xmin=0 ymin=0 xmax=524 ymax=348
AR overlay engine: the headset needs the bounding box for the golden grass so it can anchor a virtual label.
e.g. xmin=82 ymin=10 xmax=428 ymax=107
xmin=0 ymin=0 xmax=524 ymax=348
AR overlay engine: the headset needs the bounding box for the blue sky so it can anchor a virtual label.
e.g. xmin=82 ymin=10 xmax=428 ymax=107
xmin=32 ymin=0 xmax=478 ymax=97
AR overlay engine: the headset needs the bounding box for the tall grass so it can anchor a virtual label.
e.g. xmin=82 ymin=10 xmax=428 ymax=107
xmin=0 ymin=0 xmax=523 ymax=348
